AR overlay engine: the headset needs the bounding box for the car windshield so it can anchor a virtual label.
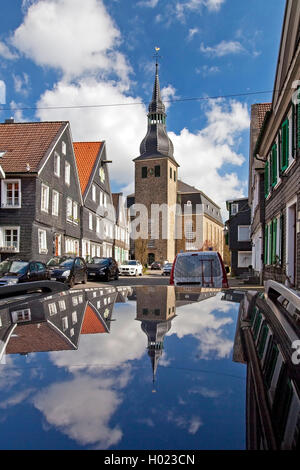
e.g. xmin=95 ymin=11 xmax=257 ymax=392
xmin=90 ymin=258 xmax=109 ymax=265
xmin=47 ymin=258 xmax=61 ymax=266
xmin=123 ymin=261 xmax=137 ymax=265
xmin=8 ymin=261 xmax=29 ymax=274
xmin=59 ymin=259 xmax=75 ymax=268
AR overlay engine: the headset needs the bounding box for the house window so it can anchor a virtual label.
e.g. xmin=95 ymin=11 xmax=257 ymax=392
xmin=154 ymin=165 xmax=160 ymax=177
xmin=99 ymin=167 xmax=105 ymax=183
xmin=237 ymin=251 xmax=252 ymax=268
xmin=142 ymin=166 xmax=147 ymax=178
xmin=54 ymin=152 xmax=60 ymax=177
xmin=38 ymin=229 xmax=48 ymax=254
xmin=73 ymin=202 xmax=78 ymax=224
xmin=238 ymin=225 xmax=250 ymax=241
xmin=89 ymin=212 xmax=93 ymax=230
xmin=65 ymin=161 xmax=70 ymax=186
xmin=92 ymin=184 xmax=96 ymax=202
xmin=48 ymin=302 xmax=57 ymax=316
xmin=72 ymin=311 xmax=77 ymax=325
xmin=62 ymin=141 xmax=66 ymax=155
xmin=231 ymin=203 xmax=238 ymax=215
xmin=170 ymin=167 xmax=172 ymax=179
xmin=62 ymin=316 xmax=68 ymax=331
xmin=96 ymin=217 xmax=101 ymax=233
xmin=66 ymin=197 xmax=73 ymax=222
xmin=0 ymin=227 xmax=20 ymax=252
xmin=1 ymin=179 xmax=21 ymax=208
xmin=41 ymin=184 xmax=49 ymax=213
xmin=52 ymin=190 xmax=59 ymax=216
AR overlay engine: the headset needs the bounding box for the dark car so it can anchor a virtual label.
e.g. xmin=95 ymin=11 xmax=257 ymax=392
xmin=46 ymin=256 xmax=69 ymax=271
xmin=0 ymin=260 xmax=51 ymax=287
xmin=51 ymin=257 xmax=87 ymax=287
xmin=151 ymin=261 xmax=161 ymax=270
xmin=162 ymin=263 xmax=173 ymax=276
xmin=86 ymin=257 xmax=119 ymax=281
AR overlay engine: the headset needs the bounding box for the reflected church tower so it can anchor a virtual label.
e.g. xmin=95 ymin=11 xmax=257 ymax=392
xmin=135 ymin=286 xmax=176 ymax=385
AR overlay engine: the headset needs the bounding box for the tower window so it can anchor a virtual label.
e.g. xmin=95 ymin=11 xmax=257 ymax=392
xmin=174 ymin=171 xmax=176 ymax=182
xmin=170 ymin=167 xmax=172 ymax=179
xmin=155 ymin=165 xmax=160 ymax=177
xmin=142 ymin=166 xmax=147 ymax=178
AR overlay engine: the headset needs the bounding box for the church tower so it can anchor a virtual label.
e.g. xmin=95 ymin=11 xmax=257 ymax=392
xmin=133 ymin=61 xmax=179 ymax=265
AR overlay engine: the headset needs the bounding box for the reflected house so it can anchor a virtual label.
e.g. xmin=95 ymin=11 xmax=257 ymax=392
xmin=5 ymin=290 xmax=87 ymax=356
xmin=135 ymin=286 xmax=176 ymax=383
xmin=233 ymin=281 xmax=300 ymax=449
xmin=221 ymin=289 xmax=245 ymax=304
xmin=175 ymin=286 xmax=221 ymax=307
xmin=84 ymin=287 xmax=119 ymax=333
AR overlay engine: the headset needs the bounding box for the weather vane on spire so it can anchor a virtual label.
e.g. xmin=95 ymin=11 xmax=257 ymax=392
xmin=154 ymin=46 xmax=162 ymax=67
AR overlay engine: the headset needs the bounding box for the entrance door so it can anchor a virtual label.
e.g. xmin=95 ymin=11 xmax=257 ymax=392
xmin=286 ymin=202 xmax=296 ymax=286
xmin=148 ymin=253 xmax=155 ymax=265
xmin=54 ymin=234 xmax=61 ymax=256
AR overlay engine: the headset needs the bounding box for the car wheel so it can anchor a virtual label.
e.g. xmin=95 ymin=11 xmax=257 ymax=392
xmin=68 ymin=276 xmax=75 ymax=288
xmin=82 ymin=273 xmax=87 ymax=284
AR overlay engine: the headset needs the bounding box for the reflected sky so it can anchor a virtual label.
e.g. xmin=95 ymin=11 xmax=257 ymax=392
xmin=0 ymin=287 xmax=246 ymax=450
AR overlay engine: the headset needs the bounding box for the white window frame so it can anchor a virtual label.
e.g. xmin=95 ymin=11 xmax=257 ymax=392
xmin=0 ymin=226 xmax=20 ymax=252
xmin=54 ymin=152 xmax=60 ymax=177
xmin=96 ymin=216 xmax=101 ymax=234
xmin=38 ymin=229 xmax=48 ymax=254
xmin=1 ymin=179 xmax=21 ymax=209
xmin=231 ymin=203 xmax=238 ymax=215
xmin=237 ymin=251 xmax=252 ymax=268
xmin=66 ymin=197 xmax=73 ymax=222
xmin=92 ymin=184 xmax=96 ymax=202
xmin=41 ymin=184 xmax=50 ymax=213
xmin=89 ymin=212 xmax=93 ymax=230
xmin=65 ymin=161 xmax=70 ymax=186
xmin=238 ymin=225 xmax=251 ymax=242
xmin=52 ymin=190 xmax=59 ymax=217
xmin=62 ymin=141 xmax=66 ymax=155
xmin=73 ymin=202 xmax=78 ymax=224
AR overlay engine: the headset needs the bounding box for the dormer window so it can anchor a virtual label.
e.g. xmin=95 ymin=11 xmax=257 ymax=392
xmin=231 ymin=203 xmax=238 ymax=215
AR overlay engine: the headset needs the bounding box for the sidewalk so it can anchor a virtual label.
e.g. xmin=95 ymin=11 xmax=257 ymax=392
xmin=228 ymin=275 xmax=264 ymax=291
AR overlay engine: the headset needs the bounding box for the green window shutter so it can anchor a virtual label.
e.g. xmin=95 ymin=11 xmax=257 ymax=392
xmin=271 ymin=144 xmax=277 ymax=187
xmin=264 ymin=161 xmax=269 ymax=198
xmin=258 ymin=323 xmax=269 ymax=359
xmin=272 ymin=218 xmax=277 ymax=264
xmin=281 ymin=120 xmax=289 ymax=171
xmin=279 ymin=214 xmax=283 ymax=265
xmin=264 ymin=225 xmax=269 ymax=265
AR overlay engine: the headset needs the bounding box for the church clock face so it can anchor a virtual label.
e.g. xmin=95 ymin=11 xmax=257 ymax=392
xmin=148 ymin=168 xmax=154 ymax=176
xmin=99 ymin=167 xmax=105 ymax=183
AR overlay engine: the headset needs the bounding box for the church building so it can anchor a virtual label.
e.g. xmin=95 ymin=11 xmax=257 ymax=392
xmin=128 ymin=62 xmax=224 ymax=265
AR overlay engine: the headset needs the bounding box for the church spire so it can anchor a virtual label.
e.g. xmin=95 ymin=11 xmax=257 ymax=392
xmin=137 ymin=54 xmax=177 ymax=162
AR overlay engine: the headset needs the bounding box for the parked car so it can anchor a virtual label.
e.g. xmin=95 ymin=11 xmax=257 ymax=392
xmin=151 ymin=262 xmax=161 ymax=270
xmin=46 ymin=256 xmax=69 ymax=270
xmin=86 ymin=257 xmax=119 ymax=281
xmin=119 ymin=260 xmax=143 ymax=276
xmin=162 ymin=263 xmax=173 ymax=276
xmin=170 ymin=251 xmax=229 ymax=288
xmin=0 ymin=260 xmax=51 ymax=286
xmin=0 ymin=258 xmax=13 ymax=276
xmin=51 ymin=256 xmax=87 ymax=287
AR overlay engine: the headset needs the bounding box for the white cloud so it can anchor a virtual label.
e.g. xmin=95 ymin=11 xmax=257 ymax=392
xmin=187 ymin=27 xmax=199 ymax=40
xmin=200 ymin=40 xmax=245 ymax=57
xmin=0 ymin=41 xmax=18 ymax=60
xmin=195 ymin=64 xmax=220 ymax=76
xmin=0 ymin=81 xmax=6 ymax=104
xmin=33 ymin=374 xmax=124 ymax=448
xmin=176 ymin=0 xmax=225 ymax=21
xmin=12 ymin=0 xmax=131 ymax=81
xmin=0 ymin=389 xmax=35 ymax=409
xmin=161 ymin=85 xmax=178 ymax=110
xmin=138 ymin=0 xmax=159 ymax=7
xmin=13 ymin=73 xmax=30 ymax=96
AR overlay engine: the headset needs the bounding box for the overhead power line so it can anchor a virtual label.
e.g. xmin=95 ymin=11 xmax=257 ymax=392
xmin=0 ymin=88 xmax=279 ymax=112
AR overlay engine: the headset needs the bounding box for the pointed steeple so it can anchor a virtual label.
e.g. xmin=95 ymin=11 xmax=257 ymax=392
xmin=135 ymin=62 xmax=178 ymax=164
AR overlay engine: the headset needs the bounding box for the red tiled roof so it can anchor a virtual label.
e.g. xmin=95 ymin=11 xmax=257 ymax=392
xmin=73 ymin=141 xmax=103 ymax=196
xmin=81 ymin=304 xmax=106 ymax=334
xmin=0 ymin=121 xmax=67 ymax=173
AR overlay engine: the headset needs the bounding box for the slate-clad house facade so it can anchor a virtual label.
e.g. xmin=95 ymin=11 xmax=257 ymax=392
xmin=252 ymin=0 xmax=300 ymax=288
xmin=0 ymin=120 xmax=82 ymax=262
xmin=73 ymin=141 xmax=115 ymax=260
xmin=226 ymin=198 xmax=252 ymax=276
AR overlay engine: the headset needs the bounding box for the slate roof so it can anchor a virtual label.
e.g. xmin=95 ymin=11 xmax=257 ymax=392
xmin=73 ymin=141 xmax=103 ymax=195
xmin=0 ymin=121 xmax=67 ymax=173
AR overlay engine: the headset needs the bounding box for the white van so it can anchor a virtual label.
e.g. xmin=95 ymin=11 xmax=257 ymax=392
xmin=170 ymin=251 xmax=229 ymax=288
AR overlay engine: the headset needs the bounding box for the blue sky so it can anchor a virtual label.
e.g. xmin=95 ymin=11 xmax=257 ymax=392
xmin=0 ymin=0 xmax=286 ymax=218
